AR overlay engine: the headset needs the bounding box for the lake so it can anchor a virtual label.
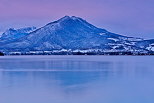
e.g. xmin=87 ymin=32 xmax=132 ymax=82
xmin=0 ymin=56 xmax=154 ymax=103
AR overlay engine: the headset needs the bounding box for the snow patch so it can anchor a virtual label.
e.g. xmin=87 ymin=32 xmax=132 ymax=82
xmin=151 ymin=47 xmax=154 ymax=51
xmin=108 ymin=38 xmax=119 ymax=42
xmin=99 ymin=33 xmax=106 ymax=35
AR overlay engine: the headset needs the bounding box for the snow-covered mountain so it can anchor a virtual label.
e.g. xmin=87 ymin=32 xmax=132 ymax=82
xmin=135 ymin=39 xmax=154 ymax=51
xmin=0 ymin=27 xmax=36 ymax=43
xmin=0 ymin=16 xmax=153 ymax=54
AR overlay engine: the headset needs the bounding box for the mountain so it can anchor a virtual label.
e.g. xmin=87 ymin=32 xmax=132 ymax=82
xmin=0 ymin=16 xmax=153 ymax=55
xmin=135 ymin=39 xmax=154 ymax=51
xmin=0 ymin=27 xmax=36 ymax=43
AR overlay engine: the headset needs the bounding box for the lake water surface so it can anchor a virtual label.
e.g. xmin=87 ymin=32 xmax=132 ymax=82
xmin=0 ymin=56 xmax=154 ymax=103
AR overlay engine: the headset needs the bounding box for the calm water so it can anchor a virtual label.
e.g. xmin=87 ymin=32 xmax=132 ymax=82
xmin=0 ymin=56 xmax=154 ymax=103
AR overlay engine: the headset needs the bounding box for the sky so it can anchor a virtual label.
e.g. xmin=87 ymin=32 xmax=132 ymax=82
xmin=0 ymin=0 xmax=154 ymax=38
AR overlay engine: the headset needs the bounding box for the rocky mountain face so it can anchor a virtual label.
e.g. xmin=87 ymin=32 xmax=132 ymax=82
xmin=0 ymin=16 xmax=153 ymax=54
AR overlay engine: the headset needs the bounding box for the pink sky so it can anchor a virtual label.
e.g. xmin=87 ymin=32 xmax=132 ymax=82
xmin=0 ymin=0 xmax=154 ymax=38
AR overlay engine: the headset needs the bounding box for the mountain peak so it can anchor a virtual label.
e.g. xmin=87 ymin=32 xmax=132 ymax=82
xmin=61 ymin=15 xmax=71 ymax=19
xmin=5 ymin=27 xmax=36 ymax=33
xmin=7 ymin=28 xmax=15 ymax=31
xmin=58 ymin=16 xmax=82 ymax=22
xmin=45 ymin=15 xmax=101 ymax=32
xmin=0 ymin=27 xmax=37 ymax=41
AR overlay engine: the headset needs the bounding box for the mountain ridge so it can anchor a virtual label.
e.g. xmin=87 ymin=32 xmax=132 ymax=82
xmin=0 ymin=16 xmax=154 ymax=55
xmin=0 ymin=27 xmax=36 ymax=43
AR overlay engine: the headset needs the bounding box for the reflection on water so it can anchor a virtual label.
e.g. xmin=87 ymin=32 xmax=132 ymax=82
xmin=0 ymin=56 xmax=154 ymax=103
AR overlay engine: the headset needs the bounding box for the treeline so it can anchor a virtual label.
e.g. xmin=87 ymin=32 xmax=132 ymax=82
xmin=0 ymin=52 xmax=4 ymax=56
xmin=6 ymin=51 xmax=154 ymax=55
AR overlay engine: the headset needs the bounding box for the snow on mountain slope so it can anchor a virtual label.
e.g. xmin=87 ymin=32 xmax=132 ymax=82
xmin=0 ymin=16 xmax=151 ymax=53
xmin=135 ymin=39 xmax=154 ymax=51
xmin=0 ymin=27 xmax=36 ymax=43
